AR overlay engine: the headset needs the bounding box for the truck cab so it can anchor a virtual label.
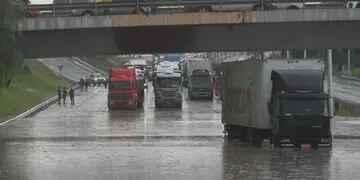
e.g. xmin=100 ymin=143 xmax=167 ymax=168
xmin=154 ymin=72 xmax=182 ymax=108
xmin=108 ymin=68 xmax=142 ymax=110
xmin=268 ymin=70 xmax=332 ymax=147
xmin=188 ymin=69 xmax=213 ymax=100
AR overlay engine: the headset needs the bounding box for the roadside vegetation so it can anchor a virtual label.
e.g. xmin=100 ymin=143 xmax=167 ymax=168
xmin=80 ymin=56 xmax=130 ymax=72
xmin=336 ymin=106 xmax=360 ymax=117
xmin=0 ymin=60 xmax=69 ymax=120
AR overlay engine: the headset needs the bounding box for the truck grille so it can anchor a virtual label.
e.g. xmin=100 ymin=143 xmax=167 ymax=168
xmin=162 ymin=91 xmax=176 ymax=98
xmin=111 ymin=94 xmax=130 ymax=99
xmin=192 ymin=87 xmax=211 ymax=92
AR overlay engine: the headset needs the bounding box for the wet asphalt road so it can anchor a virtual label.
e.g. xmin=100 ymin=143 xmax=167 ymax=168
xmin=0 ymin=84 xmax=360 ymax=179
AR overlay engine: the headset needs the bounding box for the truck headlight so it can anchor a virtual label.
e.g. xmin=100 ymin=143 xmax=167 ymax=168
xmin=320 ymin=137 xmax=330 ymax=143
xmin=280 ymin=138 xmax=290 ymax=143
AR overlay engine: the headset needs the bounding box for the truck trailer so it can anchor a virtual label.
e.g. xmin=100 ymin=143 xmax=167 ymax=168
xmin=185 ymin=58 xmax=213 ymax=99
xmin=222 ymin=59 xmax=332 ymax=147
xmin=107 ymin=68 xmax=144 ymax=110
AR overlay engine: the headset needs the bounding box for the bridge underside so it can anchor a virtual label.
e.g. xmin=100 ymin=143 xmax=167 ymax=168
xmin=18 ymin=21 xmax=360 ymax=58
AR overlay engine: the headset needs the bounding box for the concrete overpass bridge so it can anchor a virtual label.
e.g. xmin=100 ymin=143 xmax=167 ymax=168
xmin=18 ymin=9 xmax=360 ymax=58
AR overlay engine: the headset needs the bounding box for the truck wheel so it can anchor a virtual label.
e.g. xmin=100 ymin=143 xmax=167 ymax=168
xmin=137 ymin=101 xmax=143 ymax=108
xmin=188 ymin=90 xmax=192 ymax=100
xmin=272 ymin=135 xmax=280 ymax=147
xmin=208 ymin=94 xmax=214 ymax=100
xmin=286 ymin=5 xmax=299 ymax=10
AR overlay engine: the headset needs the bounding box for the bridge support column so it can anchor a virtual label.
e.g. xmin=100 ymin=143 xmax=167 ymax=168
xmin=347 ymin=48 xmax=351 ymax=76
xmin=327 ymin=49 xmax=334 ymax=117
xmin=304 ymin=49 xmax=307 ymax=59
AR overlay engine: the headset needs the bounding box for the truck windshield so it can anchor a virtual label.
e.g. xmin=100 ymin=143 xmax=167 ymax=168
xmin=109 ymin=81 xmax=131 ymax=90
xmin=157 ymin=78 xmax=181 ymax=88
xmin=281 ymin=99 xmax=329 ymax=116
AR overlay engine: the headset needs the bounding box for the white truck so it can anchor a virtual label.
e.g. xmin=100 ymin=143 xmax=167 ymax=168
xmin=184 ymin=58 xmax=213 ymax=99
xmin=222 ymin=59 xmax=332 ymax=147
xmin=154 ymin=72 xmax=182 ymax=108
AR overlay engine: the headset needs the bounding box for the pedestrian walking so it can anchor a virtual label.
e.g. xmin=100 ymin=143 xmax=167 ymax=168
xmin=104 ymin=79 xmax=108 ymax=89
xmin=79 ymin=78 xmax=85 ymax=92
xmin=62 ymin=87 xmax=67 ymax=104
xmin=69 ymin=88 xmax=75 ymax=104
xmin=85 ymin=79 xmax=89 ymax=92
xmin=57 ymin=86 xmax=62 ymax=105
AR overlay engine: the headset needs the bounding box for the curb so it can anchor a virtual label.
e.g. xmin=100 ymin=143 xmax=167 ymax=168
xmin=341 ymin=75 xmax=360 ymax=81
xmin=0 ymin=85 xmax=79 ymax=126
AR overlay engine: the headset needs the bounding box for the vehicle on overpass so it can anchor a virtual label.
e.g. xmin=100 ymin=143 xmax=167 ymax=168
xmin=345 ymin=1 xmax=360 ymax=8
xmin=53 ymin=0 xmax=151 ymax=16
xmin=107 ymin=67 xmax=144 ymax=110
xmin=184 ymin=58 xmax=213 ymax=99
xmin=186 ymin=1 xmax=304 ymax=12
xmin=222 ymin=59 xmax=332 ymax=148
xmin=154 ymin=72 xmax=182 ymax=108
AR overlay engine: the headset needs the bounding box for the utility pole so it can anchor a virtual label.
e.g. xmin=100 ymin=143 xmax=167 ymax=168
xmin=347 ymin=48 xmax=351 ymax=76
xmin=327 ymin=49 xmax=334 ymax=117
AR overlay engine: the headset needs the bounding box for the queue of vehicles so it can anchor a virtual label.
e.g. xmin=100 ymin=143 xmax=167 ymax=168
xmin=104 ymin=54 xmax=333 ymax=148
xmin=28 ymin=0 xmax=360 ymax=19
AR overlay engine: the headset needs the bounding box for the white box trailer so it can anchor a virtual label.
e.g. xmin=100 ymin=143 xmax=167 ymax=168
xmin=185 ymin=58 xmax=212 ymax=77
xmin=222 ymin=59 xmax=331 ymax=147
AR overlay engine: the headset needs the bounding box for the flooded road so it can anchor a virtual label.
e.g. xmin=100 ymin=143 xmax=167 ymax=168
xmin=0 ymin=84 xmax=360 ymax=179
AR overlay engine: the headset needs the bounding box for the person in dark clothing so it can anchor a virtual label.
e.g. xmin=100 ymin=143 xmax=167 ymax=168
xmin=104 ymin=79 xmax=108 ymax=88
xmin=57 ymin=86 xmax=62 ymax=105
xmin=69 ymin=88 xmax=75 ymax=104
xmin=62 ymin=87 xmax=67 ymax=104
xmin=85 ymin=79 xmax=89 ymax=92
xmin=79 ymin=78 xmax=85 ymax=91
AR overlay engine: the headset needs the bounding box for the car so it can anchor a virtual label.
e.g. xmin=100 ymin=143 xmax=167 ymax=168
xmin=94 ymin=74 xmax=107 ymax=86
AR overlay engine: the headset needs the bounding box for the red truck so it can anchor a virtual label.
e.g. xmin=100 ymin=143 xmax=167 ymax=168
xmin=108 ymin=68 xmax=144 ymax=110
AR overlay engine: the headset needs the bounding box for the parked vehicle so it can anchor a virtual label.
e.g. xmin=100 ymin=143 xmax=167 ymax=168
xmin=154 ymin=72 xmax=182 ymax=108
xmin=107 ymin=68 xmax=144 ymax=110
xmin=186 ymin=1 xmax=303 ymax=12
xmin=93 ymin=73 xmax=107 ymax=86
xmin=345 ymin=1 xmax=360 ymax=8
xmin=185 ymin=58 xmax=213 ymax=99
xmin=53 ymin=0 xmax=151 ymax=16
xmin=222 ymin=59 xmax=332 ymax=147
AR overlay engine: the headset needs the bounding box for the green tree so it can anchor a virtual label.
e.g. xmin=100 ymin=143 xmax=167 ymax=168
xmin=0 ymin=0 xmax=25 ymax=88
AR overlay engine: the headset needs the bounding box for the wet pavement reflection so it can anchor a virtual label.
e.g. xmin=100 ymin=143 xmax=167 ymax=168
xmin=0 ymin=84 xmax=360 ymax=179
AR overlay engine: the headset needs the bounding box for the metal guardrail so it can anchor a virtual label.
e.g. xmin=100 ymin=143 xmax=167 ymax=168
xmin=26 ymin=0 xmax=350 ymax=16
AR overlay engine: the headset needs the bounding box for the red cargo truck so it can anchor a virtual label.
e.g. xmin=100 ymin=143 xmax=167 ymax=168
xmin=108 ymin=68 xmax=144 ymax=110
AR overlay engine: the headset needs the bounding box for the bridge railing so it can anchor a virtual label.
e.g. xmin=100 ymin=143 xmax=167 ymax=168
xmin=26 ymin=0 xmax=350 ymax=17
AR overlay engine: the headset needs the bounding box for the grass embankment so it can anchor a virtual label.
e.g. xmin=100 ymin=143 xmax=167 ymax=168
xmin=0 ymin=60 xmax=69 ymax=120
xmin=337 ymin=107 xmax=360 ymax=117
xmin=80 ymin=56 xmax=126 ymax=72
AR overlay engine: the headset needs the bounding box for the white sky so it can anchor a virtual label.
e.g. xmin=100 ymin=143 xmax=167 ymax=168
xmin=31 ymin=0 xmax=53 ymax=4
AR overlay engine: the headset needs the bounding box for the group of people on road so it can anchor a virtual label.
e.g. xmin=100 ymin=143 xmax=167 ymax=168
xmin=79 ymin=77 xmax=108 ymax=92
xmin=57 ymin=87 xmax=75 ymax=105
xmin=79 ymin=78 xmax=90 ymax=92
